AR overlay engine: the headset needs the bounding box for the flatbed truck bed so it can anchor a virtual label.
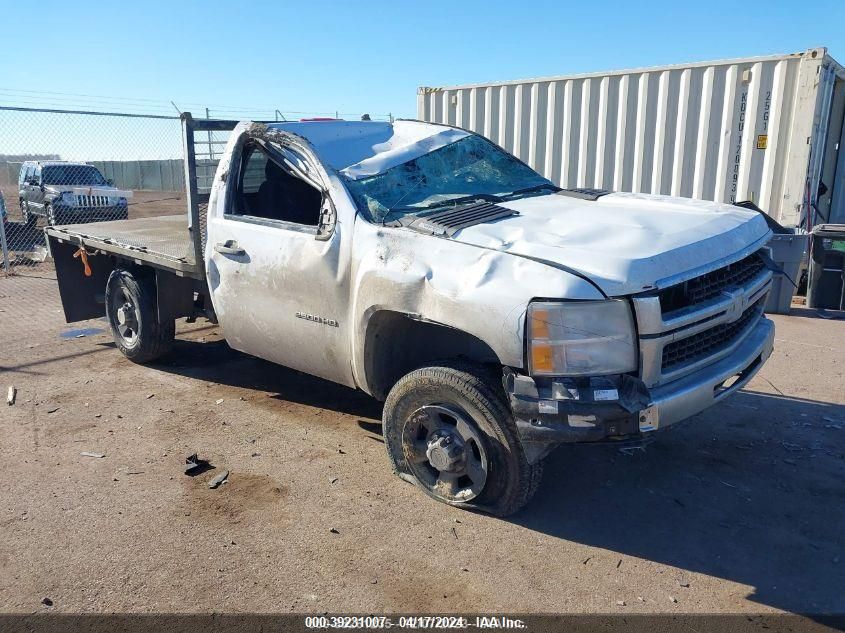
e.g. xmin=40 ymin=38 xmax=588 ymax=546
xmin=44 ymin=215 xmax=200 ymax=278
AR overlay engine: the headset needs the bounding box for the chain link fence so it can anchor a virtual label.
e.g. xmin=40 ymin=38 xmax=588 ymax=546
xmin=0 ymin=106 xmax=391 ymax=368
xmin=0 ymin=107 xmax=192 ymax=367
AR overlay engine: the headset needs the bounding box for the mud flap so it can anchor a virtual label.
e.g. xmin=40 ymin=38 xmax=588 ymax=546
xmin=49 ymin=236 xmax=113 ymax=323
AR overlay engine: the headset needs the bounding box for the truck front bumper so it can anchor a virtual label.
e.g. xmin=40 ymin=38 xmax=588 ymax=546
xmin=505 ymin=316 xmax=775 ymax=463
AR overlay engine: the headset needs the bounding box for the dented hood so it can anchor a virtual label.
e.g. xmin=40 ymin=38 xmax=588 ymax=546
xmin=447 ymin=192 xmax=772 ymax=297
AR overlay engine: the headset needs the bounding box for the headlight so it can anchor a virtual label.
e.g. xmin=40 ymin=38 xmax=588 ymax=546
xmin=60 ymin=191 xmax=76 ymax=206
xmin=527 ymin=300 xmax=637 ymax=376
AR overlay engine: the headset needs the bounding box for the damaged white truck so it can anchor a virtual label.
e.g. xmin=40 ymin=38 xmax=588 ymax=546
xmin=45 ymin=114 xmax=776 ymax=516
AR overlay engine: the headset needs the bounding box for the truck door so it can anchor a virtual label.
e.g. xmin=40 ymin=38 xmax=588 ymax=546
xmin=205 ymin=139 xmax=354 ymax=387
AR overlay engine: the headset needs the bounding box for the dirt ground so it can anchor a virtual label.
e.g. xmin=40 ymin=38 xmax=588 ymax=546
xmin=0 ymin=276 xmax=843 ymax=615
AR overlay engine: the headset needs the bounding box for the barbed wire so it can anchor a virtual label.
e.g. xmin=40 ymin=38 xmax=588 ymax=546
xmin=0 ymin=87 xmax=400 ymax=120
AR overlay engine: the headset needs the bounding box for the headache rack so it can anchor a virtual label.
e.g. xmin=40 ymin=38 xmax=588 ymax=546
xmin=44 ymin=114 xmax=241 ymax=282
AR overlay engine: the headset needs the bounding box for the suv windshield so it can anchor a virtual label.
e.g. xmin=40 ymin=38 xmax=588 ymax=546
xmin=343 ymin=135 xmax=556 ymax=223
xmin=42 ymin=165 xmax=108 ymax=186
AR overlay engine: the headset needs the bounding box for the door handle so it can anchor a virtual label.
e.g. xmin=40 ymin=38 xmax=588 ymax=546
xmin=214 ymin=241 xmax=246 ymax=256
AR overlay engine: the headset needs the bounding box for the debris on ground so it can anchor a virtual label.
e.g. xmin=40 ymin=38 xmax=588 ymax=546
xmin=208 ymin=470 xmax=229 ymax=489
xmin=618 ymin=445 xmax=646 ymax=455
xmin=80 ymin=452 xmax=105 ymax=459
xmin=47 ymin=407 xmax=59 ymax=414
xmin=669 ymin=596 xmax=678 ymax=603
xmin=215 ymin=399 xmax=224 ymax=405
xmin=41 ymin=597 xmax=53 ymax=607
xmin=616 ymin=600 xmax=626 ymax=607
xmin=678 ymin=580 xmax=690 ymax=588
xmin=7 ymin=386 xmax=16 ymax=406
xmin=330 ymin=477 xmax=339 ymax=484
xmin=145 ymin=394 xmax=155 ymax=399
xmin=184 ymin=453 xmax=212 ymax=476
xmin=329 ymin=528 xmax=340 ymax=534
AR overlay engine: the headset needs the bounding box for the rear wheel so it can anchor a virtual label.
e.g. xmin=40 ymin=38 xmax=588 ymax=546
xmin=105 ymin=269 xmax=174 ymax=363
xmin=383 ymin=362 xmax=543 ymax=517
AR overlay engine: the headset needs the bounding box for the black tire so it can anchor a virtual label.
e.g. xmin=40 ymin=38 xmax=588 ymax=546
xmin=46 ymin=203 xmax=63 ymax=226
xmin=21 ymin=200 xmax=36 ymax=226
xmin=383 ymin=362 xmax=543 ymax=517
xmin=105 ymin=269 xmax=175 ymax=363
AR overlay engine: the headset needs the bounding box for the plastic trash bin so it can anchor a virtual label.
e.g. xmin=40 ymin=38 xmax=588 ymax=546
xmin=764 ymin=231 xmax=808 ymax=314
xmin=733 ymin=200 xmax=806 ymax=315
xmin=807 ymin=224 xmax=845 ymax=310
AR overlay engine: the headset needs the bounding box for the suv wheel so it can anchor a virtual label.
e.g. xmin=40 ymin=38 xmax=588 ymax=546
xmin=105 ymin=269 xmax=175 ymax=363
xmin=46 ymin=203 xmax=63 ymax=226
xmin=21 ymin=200 xmax=36 ymax=226
xmin=383 ymin=362 xmax=543 ymax=517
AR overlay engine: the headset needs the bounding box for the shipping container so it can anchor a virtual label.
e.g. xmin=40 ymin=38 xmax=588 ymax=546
xmin=418 ymin=47 xmax=845 ymax=228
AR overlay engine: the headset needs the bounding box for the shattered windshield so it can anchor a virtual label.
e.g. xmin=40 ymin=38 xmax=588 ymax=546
xmin=343 ymin=135 xmax=556 ymax=223
xmin=43 ymin=165 xmax=108 ymax=186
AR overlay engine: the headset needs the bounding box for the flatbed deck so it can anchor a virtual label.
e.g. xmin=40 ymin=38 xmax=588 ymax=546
xmin=44 ymin=215 xmax=201 ymax=278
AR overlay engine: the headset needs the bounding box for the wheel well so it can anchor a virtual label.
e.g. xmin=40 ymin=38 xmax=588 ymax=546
xmin=363 ymin=311 xmax=502 ymax=400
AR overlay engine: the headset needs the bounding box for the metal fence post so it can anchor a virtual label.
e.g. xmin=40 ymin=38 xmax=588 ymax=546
xmin=0 ymin=216 xmax=10 ymax=274
xmin=181 ymin=112 xmax=204 ymax=270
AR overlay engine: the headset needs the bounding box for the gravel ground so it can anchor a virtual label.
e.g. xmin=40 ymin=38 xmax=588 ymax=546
xmin=0 ymin=280 xmax=843 ymax=615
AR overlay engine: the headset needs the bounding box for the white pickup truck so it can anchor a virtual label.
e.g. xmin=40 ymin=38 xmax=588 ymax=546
xmin=45 ymin=114 xmax=776 ymax=516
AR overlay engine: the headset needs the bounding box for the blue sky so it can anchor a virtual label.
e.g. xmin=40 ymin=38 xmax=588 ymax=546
xmin=1 ymin=0 xmax=843 ymax=120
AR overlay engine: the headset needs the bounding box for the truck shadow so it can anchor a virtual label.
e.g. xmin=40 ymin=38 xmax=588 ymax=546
xmin=514 ymin=389 xmax=845 ymax=616
xmin=154 ymin=337 xmax=383 ymax=420
xmin=153 ymin=337 xmax=843 ymax=615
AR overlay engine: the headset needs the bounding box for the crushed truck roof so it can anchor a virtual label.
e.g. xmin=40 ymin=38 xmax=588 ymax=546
xmin=266 ymin=120 xmax=469 ymax=180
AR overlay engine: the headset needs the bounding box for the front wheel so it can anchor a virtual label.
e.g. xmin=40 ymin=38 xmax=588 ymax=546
xmin=105 ymin=269 xmax=175 ymax=363
xmin=46 ymin=203 xmax=64 ymax=226
xmin=21 ymin=200 xmax=36 ymax=226
xmin=383 ymin=363 xmax=543 ymax=517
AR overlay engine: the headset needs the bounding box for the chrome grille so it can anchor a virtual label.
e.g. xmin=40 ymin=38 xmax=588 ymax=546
xmin=632 ymin=250 xmax=773 ymax=388
xmin=661 ymin=299 xmax=765 ymax=371
xmin=75 ymin=194 xmax=110 ymax=207
xmin=659 ymin=252 xmax=767 ymax=314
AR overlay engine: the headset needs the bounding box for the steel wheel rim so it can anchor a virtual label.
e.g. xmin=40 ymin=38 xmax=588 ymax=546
xmin=402 ymin=404 xmax=489 ymax=503
xmin=110 ymin=286 xmax=140 ymax=345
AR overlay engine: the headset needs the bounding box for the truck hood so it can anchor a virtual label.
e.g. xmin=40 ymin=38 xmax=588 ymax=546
xmin=447 ymin=192 xmax=772 ymax=296
xmin=45 ymin=185 xmax=119 ymax=194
